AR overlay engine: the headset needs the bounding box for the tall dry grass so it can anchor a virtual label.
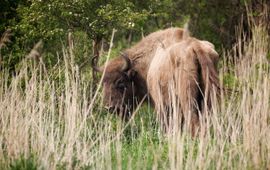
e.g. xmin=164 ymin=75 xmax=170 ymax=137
xmin=0 ymin=23 xmax=269 ymax=170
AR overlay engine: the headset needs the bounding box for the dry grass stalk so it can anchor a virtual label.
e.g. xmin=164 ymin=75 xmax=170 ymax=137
xmin=0 ymin=29 xmax=12 ymax=50
xmin=0 ymin=17 xmax=269 ymax=170
xmin=26 ymin=40 xmax=43 ymax=60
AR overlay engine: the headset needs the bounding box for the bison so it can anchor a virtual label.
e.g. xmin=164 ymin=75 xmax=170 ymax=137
xmin=93 ymin=28 xmax=186 ymax=115
xmin=93 ymin=27 xmax=220 ymax=135
xmin=147 ymin=38 xmax=220 ymax=134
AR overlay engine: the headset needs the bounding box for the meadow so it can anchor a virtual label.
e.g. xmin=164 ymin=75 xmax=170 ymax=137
xmin=0 ymin=20 xmax=270 ymax=170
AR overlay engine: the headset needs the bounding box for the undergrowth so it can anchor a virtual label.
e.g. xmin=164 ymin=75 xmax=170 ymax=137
xmin=0 ymin=23 xmax=269 ymax=170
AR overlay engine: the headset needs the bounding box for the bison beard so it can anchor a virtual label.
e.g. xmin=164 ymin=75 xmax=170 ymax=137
xmin=94 ymin=27 xmax=220 ymax=136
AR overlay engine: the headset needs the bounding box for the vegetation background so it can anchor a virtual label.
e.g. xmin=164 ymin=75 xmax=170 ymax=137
xmin=0 ymin=0 xmax=269 ymax=169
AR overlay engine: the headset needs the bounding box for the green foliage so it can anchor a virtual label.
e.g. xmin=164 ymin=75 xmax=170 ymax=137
xmin=9 ymin=155 xmax=37 ymax=170
xmin=267 ymin=52 xmax=270 ymax=60
xmin=115 ymin=134 xmax=168 ymax=169
xmin=223 ymin=73 xmax=238 ymax=89
xmin=172 ymin=0 xmax=248 ymax=51
xmin=0 ymin=0 xmax=23 ymax=34
xmin=1 ymin=0 xmax=152 ymax=71
xmin=12 ymin=0 xmax=150 ymax=44
xmin=13 ymin=1 xmax=65 ymax=48
xmin=1 ymin=0 xmax=268 ymax=72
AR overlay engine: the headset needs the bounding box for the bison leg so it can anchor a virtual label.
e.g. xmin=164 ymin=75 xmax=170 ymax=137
xmin=177 ymin=57 xmax=200 ymax=137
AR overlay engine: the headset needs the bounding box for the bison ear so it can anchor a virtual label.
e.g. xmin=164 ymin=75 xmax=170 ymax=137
xmin=120 ymin=52 xmax=132 ymax=72
xmin=93 ymin=65 xmax=104 ymax=73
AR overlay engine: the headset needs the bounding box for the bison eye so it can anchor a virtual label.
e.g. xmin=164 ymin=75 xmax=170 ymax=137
xmin=117 ymin=82 xmax=126 ymax=90
xmin=118 ymin=84 xmax=125 ymax=90
xmin=115 ymin=79 xmax=127 ymax=90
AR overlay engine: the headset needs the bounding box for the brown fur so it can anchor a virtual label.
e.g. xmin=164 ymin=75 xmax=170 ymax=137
xmin=97 ymin=27 xmax=220 ymax=134
xmin=147 ymin=37 xmax=220 ymax=135
xmin=99 ymin=28 xmax=186 ymax=118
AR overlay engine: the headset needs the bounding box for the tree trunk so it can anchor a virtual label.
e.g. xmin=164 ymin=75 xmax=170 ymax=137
xmin=92 ymin=36 xmax=102 ymax=93
xmin=127 ymin=30 xmax=133 ymax=46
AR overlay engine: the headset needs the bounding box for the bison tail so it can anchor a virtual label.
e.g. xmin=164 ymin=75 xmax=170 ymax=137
xmin=193 ymin=46 xmax=221 ymax=112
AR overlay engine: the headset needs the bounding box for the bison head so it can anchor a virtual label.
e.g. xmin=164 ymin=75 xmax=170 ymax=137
xmin=93 ymin=53 xmax=137 ymax=118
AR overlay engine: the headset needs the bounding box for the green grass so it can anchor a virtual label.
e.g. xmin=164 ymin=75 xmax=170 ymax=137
xmin=0 ymin=24 xmax=269 ymax=169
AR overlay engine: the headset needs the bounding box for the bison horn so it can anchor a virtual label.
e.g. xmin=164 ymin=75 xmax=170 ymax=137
xmin=91 ymin=55 xmax=103 ymax=72
xmin=121 ymin=52 xmax=131 ymax=72
xmin=92 ymin=65 xmax=103 ymax=72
